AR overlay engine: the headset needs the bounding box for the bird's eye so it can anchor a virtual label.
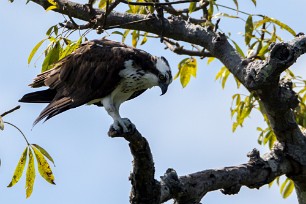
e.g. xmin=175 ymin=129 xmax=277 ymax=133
xmin=159 ymin=74 xmax=166 ymax=81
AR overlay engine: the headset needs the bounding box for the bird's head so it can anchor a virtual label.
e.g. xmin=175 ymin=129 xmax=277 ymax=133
xmin=154 ymin=56 xmax=172 ymax=95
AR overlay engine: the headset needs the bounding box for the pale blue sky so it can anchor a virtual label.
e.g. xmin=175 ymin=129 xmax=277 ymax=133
xmin=1 ymin=0 xmax=305 ymax=203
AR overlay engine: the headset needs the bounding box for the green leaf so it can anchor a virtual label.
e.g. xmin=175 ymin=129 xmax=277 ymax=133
xmin=7 ymin=147 xmax=28 ymax=187
xmin=32 ymin=146 xmax=55 ymax=184
xmin=257 ymin=43 xmax=270 ymax=58
xmin=28 ymin=39 xmax=47 ymax=64
xmin=111 ymin=31 xmax=124 ymax=36
xmin=46 ymin=26 xmax=55 ymax=36
xmin=254 ymin=17 xmax=296 ymax=36
xmin=251 ymin=0 xmax=256 ymax=6
xmin=41 ymin=42 xmax=60 ymax=72
xmin=188 ymin=2 xmax=197 ymax=13
xmin=32 ymin=144 xmax=55 ymax=166
xmin=231 ymin=40 xmax=246 ymax=58
xmin=60 ymin=37 xmax=82 ymax=60
xmin=175 ymin=57 xmax=197 ymax=88
xmin=0 ymin=116 xmax=4 ymax=130
xmin=26 ymin=149 xmax=35 ymax=198
xmin=245 ymin=15 xmax=254 ymax=45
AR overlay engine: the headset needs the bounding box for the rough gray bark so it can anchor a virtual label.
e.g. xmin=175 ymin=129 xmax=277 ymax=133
xmin=26 ymin=0 xmax=306 ymax=203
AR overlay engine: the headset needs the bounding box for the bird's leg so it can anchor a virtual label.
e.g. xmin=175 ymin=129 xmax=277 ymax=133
xmin=102 ymin=98 xmax=134 ymax=133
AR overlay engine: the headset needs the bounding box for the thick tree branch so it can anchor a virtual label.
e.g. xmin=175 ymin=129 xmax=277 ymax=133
xmin=160 ymin=143 xmax=294 ymax=203
xmin=30 ymin=0 xmax=243 ymax=72
xmin=108 ymin=125 xmax=294 ymax=204
xmin=108 ymin=126 xmax=160 ymax=204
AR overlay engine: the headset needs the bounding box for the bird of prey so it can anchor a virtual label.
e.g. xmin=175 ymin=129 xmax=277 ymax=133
xmin=19 ymin=39 xmax=172 ymax=133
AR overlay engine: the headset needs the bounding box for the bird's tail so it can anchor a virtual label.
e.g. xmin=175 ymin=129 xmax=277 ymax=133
xmin=33 ymin=97 xmax=73 ymax=126
xmin=19 ymin=89 xmax=56 ymax=103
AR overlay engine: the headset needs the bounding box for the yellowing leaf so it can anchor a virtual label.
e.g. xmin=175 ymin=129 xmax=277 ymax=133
xmin=32 ymin=144 xmax=55 ymax=166
xmin=281 ymin=178 xmax=295 ymax=199
xmin=98 ymin=0 xmax=108 ymax=9
xmin=207 ymin=57 xmax=215 ymax=65
xmin=232 ymin=0 xmax=238 ymax=12
xmin=47 ymin=0 xmax=57 ymax=6
xmin=32 ymin=146 xmax=55 ymax=184
xmin=0 ymin=116 xmax=4 ymax=130
xmin=175 ymin=57 xmax=197 ymax=88
xmin=132 ymin=30 xmax=139 ymax=48
xmin=46 ymin=5 xmax=58 ymax=11
xmin=254 ymin=17 xmax=296 ymax=36
xmin=7 ymin=147 xmax=28 ymax=187
xmin=188 ymin=2 xmax=196 ymax=13
xmin=221 ymin=69 xmax=230 ymax=89
xmin=140 ymin=32 xmax=148 ymax=45
xmin=251 ymin=0 xmax=256 ymax=6
xmin=26 ymin=149 xmax=35 ymax=198
xmin=122 ymin=29 xmax=130 ymax=42
xmin=207 ymin=0 xmax=214 ymax=21
xmin=245 ymin=15 xmax=253 ymax=45
xmin=28 ymin=39 xmax=47 ymax=64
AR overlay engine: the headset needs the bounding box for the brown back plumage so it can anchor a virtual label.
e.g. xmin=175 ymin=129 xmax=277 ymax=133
xmin=20 ymin=39 xmax=157 ymax=124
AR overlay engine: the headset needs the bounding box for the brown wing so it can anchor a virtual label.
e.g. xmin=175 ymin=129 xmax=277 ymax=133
xmin=29 ymin=39 xmax=154 ymax=124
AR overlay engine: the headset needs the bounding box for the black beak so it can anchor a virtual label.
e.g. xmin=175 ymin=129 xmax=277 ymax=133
xmin=159 ymin=83 xmax=169 ymax=96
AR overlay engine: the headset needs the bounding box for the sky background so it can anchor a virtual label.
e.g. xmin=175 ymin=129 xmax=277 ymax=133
xmin=1 ymin=0 xmax=306 ymax=203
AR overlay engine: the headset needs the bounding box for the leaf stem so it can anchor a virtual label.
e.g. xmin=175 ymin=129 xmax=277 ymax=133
xmin=4 ymin=122 xmax=30 ymax=146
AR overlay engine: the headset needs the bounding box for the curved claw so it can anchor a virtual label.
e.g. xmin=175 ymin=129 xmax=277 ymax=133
xmin=110 ymin=118 xmax=135 ymax=135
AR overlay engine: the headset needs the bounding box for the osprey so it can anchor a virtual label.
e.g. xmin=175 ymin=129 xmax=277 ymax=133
xmin=19 ymin=39 xmax=172 ymax=132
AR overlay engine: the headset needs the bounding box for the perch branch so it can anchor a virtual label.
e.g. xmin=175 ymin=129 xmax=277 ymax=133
xmin=108 ymin=126 xmax=160 ymax=204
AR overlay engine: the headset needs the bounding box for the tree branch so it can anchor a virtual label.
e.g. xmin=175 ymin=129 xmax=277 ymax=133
xmin=26 ymin=1 xmax=306 ymax=203
xmin=1 ymin=105 xmax=21 ymax=117
xmin=108 ymin=126 xmax=160 ymax=204
xmin=163 ymin=38 xmax=212 ymax=57
xmin=108 ymin=124 xmax=294 ymax=204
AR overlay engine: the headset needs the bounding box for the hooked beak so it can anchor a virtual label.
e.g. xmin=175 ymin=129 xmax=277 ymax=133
xmin=159 ymin=83 xmax=169 ymax=96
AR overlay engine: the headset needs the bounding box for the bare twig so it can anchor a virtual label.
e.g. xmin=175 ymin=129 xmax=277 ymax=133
xmin=163 ymin=38 xmax=212 ymax=57
xmin=163 ymin=5 xmax=206 ymax=24
xmin=118 ymin=0 xmax=199 ymax=6
xmin=1 ymin=105 xmax=20 ymax=118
